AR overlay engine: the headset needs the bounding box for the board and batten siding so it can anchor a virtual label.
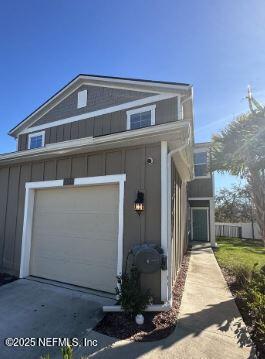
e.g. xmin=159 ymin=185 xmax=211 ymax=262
xmin=0 ymin=143 xmax=162 ymax=302
xmin=187 ymin=177 xmax=213 ymax=198
xmin=30 ymin=84 xmax=155 ymax=127
xmin=18 ymin=98 xmax=179 ymax=151
xmin=171 ymin=161 xmax=188 ymax=286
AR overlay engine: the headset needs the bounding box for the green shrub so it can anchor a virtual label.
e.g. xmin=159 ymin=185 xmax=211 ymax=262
xmin=61 ymin=346 xmax=73 ymax=359
xmin=240 ymin=265 xmax=265 ymax=348
xmin=116 ymin=266 xmax=152 ymax=316
xmin=233 ymin=265 xmax=253 ymax=287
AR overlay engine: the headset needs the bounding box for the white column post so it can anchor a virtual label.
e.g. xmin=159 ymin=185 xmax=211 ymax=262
xmin=210 ymin=198 xmax=216 ymax=247
xmin=161 ymin=141 xmax=168 ymax=302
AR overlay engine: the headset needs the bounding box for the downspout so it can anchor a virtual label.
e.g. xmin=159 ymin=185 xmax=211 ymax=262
xmin=103 ymin=128 xmax=192 ymax=313
xmin=167 ymin=124 xmax=191 ymax=304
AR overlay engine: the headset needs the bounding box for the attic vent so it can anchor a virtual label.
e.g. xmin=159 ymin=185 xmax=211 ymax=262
xmin=77 ymin=89 xmax=87 ymax=109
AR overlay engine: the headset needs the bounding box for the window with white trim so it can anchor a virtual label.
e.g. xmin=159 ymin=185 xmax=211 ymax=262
xmin=194 ymin=151 xmax=208 ymax=177
xmin=77 ymin=89 xmax=87 ymax=108
xmin=126 ymin=105 xmax=156 ymax=130
xmin=28 ymin=131 xmax=45 ymax=149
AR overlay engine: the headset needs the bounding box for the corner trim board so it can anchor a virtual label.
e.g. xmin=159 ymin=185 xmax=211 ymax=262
xmin=160 ymin=141 xmax=168 ymax=302
xmin=19 ymin=174 xmax=126 ymax=282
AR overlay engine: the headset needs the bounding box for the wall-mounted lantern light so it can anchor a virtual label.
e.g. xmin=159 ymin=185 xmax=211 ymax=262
xmin=134 ymin=191 xmax=144 ymax=215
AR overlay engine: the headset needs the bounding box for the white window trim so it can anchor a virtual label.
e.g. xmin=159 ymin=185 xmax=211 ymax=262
xmin=191 ymin=207 xmax=210 ymax=242
xmin=194 ymin=150 xmax=211 ymax=178
xmin=126 ymin=104 xmax=156 ymax=130
xmin=19 ymin=174 xmax=126 ymax=282
xmin=28 ymin=131 xmax=45 ymax=150
xmin=77 ymin=89 xmax=87 ymax=109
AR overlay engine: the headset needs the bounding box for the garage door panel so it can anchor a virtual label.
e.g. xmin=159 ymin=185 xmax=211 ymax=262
xmin=31 ymin=239 xmax=117 ymax=266
xmin=30 ymin=258 xmax=116 ymax=293
xmin=33 ymin=213 xmax=118 ymax=241
xmin=30 ymin=184 xmax=119 ymax=293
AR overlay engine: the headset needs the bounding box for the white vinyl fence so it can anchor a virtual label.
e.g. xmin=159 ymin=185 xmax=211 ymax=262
xmin=215 ymin=222 xmax=262 ymax=240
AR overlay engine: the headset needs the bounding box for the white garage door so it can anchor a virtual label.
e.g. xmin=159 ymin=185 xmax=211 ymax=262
xmin=30 ymin=184 xmax=119 ymax=293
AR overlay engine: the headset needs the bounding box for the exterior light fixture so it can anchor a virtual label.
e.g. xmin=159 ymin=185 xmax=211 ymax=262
xmin=134 ymin=191 xmax=144 ymax=215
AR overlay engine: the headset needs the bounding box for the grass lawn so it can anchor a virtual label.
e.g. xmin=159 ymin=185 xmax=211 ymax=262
xmin=215 ymin=237 xmax=265 ymax=272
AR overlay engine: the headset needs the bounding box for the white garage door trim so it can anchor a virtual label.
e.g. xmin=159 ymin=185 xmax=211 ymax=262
xmin=19 ymin=174 xmax=126 ymax=285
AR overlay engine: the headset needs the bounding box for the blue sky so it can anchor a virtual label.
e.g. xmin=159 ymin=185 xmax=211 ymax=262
xmin=0 ymin=0 xmax=265 ymax=191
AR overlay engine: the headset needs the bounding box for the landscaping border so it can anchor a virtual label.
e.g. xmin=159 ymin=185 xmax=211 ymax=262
xmin=94 ymin=251 xmax=191 ymax=342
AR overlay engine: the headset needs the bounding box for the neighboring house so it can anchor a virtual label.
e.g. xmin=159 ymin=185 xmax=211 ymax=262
xmin=0 ymin=74 xmax=212 ymax=309
xmin=187 ymin=142 xmax=216 ymax=247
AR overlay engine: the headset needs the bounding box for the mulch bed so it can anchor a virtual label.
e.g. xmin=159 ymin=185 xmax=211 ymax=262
xmin=94 ymin=251 xmax=190 ymax=342
xmin=0 ymin=273 xmax=16 ymax=287
xmin=218 ymin=266 xmax=264 ymax=358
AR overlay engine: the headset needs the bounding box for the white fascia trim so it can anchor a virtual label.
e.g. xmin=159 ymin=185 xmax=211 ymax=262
xmin=19 ymin=93 xmax=176 ymax=136
xmin=10 ymin=75 xmax=191 ymax=136
xmin=27 ymin=130 xmax=45 ymax=149
xmin=161 ymin=141 xmax=168 ymax=303
xmin=20 ymin=174 xmax=126 ymax=280
xmin=78 ymin=75 xmax=191 ymax=92
xmin=193 ymin=146 xmax=210 ymax=153
xmin=194 ymin=175 xmax=211 ymax=179
xmin=103 ymin=302 xmax=171 ymax=312
xmin=1 ymin=122 xmax=190 ymax=162
xmin=126 ymin=104 xmax=156 ymax=130
xmin=188 ymin=197 xmax=212 ymax=200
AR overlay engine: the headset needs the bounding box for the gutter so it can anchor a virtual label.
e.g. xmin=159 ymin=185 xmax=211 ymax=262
xmin=0 ymin=122 xmax=190 ymax=164
xmin=103 ymin=123 xmax=191 ymax=313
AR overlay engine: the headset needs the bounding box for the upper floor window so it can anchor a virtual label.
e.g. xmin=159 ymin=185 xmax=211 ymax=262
xmin=77 ymin=89 xmax=87 ymax=109
xmin=126 ymin=105 xmax=156 ymax=130
xmin=28 ymin=131 xmax=45 ymax=150
xmin=194 ymin=151 xmax=209 ymax=177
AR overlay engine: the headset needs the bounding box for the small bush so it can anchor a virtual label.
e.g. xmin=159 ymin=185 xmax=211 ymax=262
xmin=61 ymin=346 xmax=73 ymax=359
xmin=233 ymin=265 xmax=253 ymax=287
xmin=116 ymin=266 xmax=152 ymax=316
xmin=240 ymin=265 xmax=265 ymax=350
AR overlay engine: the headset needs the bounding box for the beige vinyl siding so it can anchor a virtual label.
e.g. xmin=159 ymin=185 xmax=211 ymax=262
xmin=0 ymin=143 xmax=162 ymax=302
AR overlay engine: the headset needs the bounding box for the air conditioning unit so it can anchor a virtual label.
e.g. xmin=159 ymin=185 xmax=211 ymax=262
xmin=131 ymin=243 xmax=167 ymax=273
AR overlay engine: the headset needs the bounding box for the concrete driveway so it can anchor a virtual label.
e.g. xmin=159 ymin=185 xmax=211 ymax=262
xmin=0 ymin=278 xmax=114 ymax=359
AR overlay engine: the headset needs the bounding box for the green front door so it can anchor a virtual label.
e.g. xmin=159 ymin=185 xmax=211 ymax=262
xmin=192 ymin=209 xmax=209 ymax=241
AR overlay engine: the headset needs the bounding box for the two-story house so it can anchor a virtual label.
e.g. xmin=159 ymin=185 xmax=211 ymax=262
xmin=0 ymin=74 xmax=210 ymax=310
xmin=188 ymin=142 xmax=216 ymax=247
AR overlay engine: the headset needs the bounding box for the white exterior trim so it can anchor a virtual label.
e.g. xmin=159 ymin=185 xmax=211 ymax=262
xmin=209 ymin=198 xmax=216 ymax=247
xmin=27 ymin=131 xmax=45 ymax=150
xmin=19 ymin=93 xmax=176 ymax=136
xmin=160 ymin=141 xmax=168 ymax=302
xmin=19 ymin=174 xmax=126 ymax=283
xmin=77 ymin=89 xmax=87 ymax=108
xmin=191 ymin=207 xmax=210 ymax=242
xmin=188 ymin=197 xmax=212 ymax=200
xmin=103 ymin=302 xmax=171 ymax=312
xmin=126 ymin=104 xmax=156 ymax=130
xmin=10 ymin=75 xmax=190 ymax=137
xmin=1 ymin=122 xmax=191 ymax=163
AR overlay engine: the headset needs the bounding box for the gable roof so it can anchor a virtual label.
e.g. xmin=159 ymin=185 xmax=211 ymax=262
xmin=9 ymin=74 xmax=191 ymax=137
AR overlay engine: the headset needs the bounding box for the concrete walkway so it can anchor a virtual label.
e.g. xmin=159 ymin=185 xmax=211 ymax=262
xmin=77 ymin=245 xmax=254 ymax=359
